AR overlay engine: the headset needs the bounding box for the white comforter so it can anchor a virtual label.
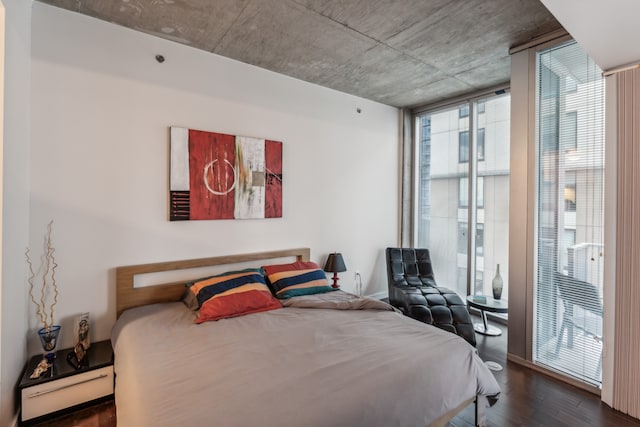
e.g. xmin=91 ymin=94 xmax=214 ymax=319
xmin=112 ymin=294 xmax=500 ymax=427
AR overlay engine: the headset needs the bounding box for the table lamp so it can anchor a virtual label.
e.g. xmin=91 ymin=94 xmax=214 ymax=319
xmin=324 ymin=252 xmax=346 ymax=288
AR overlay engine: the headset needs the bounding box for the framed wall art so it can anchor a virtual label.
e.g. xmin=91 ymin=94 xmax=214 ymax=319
xmin=169 ymin=127 xmax=282 ymax=221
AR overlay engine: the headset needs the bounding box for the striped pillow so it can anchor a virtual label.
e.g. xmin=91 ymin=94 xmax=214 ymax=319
xmin=185 ymin=268 xmax=282 ymax=323
xmin=263 ymin=262 xmax=334 ymax=299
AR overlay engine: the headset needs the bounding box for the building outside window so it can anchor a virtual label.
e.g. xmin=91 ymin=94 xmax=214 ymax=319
xmin=460 ymin=130 xmax=485 ymax=163
xmin=459 ymin=131 xmax=469 ymax=163
xmin=459 ymin=177 xmax=484 ymax=208
xmin=458 ymin=222 xmax=485 ymax=257
xmin=457 ymin=222 xmax=467 ymax=255
xmin=564 ymin=111 xmax=578 ymax=150
xmin=564 ymin=171 xmax=576 ymax=211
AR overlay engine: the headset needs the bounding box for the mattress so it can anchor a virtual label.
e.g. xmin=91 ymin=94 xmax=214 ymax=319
xmin=111 ymin=293 xmax=500 ymax=427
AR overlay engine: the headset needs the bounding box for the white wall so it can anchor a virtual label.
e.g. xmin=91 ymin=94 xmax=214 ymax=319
xmin=30 ymin=3 xmax=399 ymax=353
xmin=2 ymin=0 xmax=31 ymax=424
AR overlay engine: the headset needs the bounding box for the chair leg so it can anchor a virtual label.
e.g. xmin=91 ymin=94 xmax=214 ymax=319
xmin=555 ymin=318 xmax=567 ymax=355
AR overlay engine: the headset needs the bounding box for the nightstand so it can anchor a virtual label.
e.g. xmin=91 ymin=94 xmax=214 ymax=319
xmin=18 ymin=339 xmax=114 ymax=423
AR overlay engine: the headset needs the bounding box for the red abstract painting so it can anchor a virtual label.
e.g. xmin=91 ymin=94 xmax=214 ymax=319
xmin=169 ymin=127 xmax=283 ymax=221
xmin=265 ymin=140 xmax=283 ymax=218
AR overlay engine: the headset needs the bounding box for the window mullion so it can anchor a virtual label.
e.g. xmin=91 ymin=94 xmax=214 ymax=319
xmin=467 ymin=102 xmax=477 ymax=296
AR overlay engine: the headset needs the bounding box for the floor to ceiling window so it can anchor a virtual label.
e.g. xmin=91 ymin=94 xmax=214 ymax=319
xmin=415 ymin=93 xmax=510 ymax=298
xmin=533 ymin=40 xmax=605 ymax=386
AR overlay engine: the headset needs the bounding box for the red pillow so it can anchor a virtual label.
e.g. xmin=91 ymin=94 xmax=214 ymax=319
xmin=262 ymin=261 xmax=320 ymax=276
xmin=185 ymin=268 xmax=282 ymax=323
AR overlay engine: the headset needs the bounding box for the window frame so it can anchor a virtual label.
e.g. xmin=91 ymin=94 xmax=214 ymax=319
xmin=411 ymin=88 xmax=510 ymax=298
xmin=531 ymin=39 xmax=605 ymax=387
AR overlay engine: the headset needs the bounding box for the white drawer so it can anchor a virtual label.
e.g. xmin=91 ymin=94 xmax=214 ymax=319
xmin=21 ymin=365 xmax=114 ymax=421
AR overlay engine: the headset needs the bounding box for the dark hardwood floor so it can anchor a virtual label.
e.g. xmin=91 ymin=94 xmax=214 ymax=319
xmin=450 ymin=315 xmax=639 ymax=427
xmin=30 ymin=315 xmax=639 ymax=427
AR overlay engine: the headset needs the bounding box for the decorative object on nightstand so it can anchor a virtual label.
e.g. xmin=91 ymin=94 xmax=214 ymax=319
xmin=37 ymin=326 xmax=61 ymax=365
xmin=67 ymin=312 xmax=91 ymax=369
xmin=29 ymin=359 xmax=52 ymax=380
xmin=492 ymin=264 xmax=504 ymax=300
xmin=324 ymin=252 xmax=347 ymax=288
xmin=25 ymin=221 xmax=61 ymax=371
xmin=19 ymin=340 xmax=114 ymax=423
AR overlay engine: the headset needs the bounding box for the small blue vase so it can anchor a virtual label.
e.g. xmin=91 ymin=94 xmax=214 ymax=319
xmin=38 ymin=325 xmax=61 ymax=362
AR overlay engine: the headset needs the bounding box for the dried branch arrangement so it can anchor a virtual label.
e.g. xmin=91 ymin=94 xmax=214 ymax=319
xmin=25 ymin=221 xmax=59 ymax=331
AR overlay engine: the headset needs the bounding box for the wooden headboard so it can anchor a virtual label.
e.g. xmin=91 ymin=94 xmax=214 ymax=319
xmin=115 ymin=248 xmax=310 ymax=318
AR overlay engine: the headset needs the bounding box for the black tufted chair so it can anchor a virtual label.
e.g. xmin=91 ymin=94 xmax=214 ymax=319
xmin=386 ymin=247 xmax=476 ymax=346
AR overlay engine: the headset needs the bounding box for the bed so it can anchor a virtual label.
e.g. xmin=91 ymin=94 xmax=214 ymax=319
xmin=112 ymin=248 xmax=500 ymax=427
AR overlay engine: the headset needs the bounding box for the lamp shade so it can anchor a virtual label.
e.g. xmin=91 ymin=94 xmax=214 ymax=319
xmin=324 ymin=253 xmax=347 ymax=273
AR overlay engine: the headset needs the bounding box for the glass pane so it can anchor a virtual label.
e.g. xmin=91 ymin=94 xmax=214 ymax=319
xmin=459 ymin=131 xmax=469 ymax=162
xmin=459 ymin=178 xmax=469 ymax=207
xmin=417 ymin=94 xmax=509 ymax=299
xmin=416 ymin=104 xmax=469 ymax=297
xmin=477 ymin=128 xmax=486 ymax=161
xmin=534 ymin=41 xmax=604 ymax=386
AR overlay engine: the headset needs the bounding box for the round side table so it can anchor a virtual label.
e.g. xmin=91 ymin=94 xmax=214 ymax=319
xmin=466 ymin=295 xmax=509 ymax=336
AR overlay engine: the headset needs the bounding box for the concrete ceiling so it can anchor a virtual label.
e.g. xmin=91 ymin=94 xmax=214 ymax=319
xmin=36 ymin=0 xmax=563 ymax=108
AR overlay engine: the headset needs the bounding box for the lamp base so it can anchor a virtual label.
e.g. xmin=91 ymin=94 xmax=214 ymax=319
xmin=331 ymin=272 xmax=340 ymax=288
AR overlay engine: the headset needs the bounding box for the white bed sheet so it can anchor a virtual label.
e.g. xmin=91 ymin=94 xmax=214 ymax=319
xmin=112 ymin=298 xmax=499 ymax=427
